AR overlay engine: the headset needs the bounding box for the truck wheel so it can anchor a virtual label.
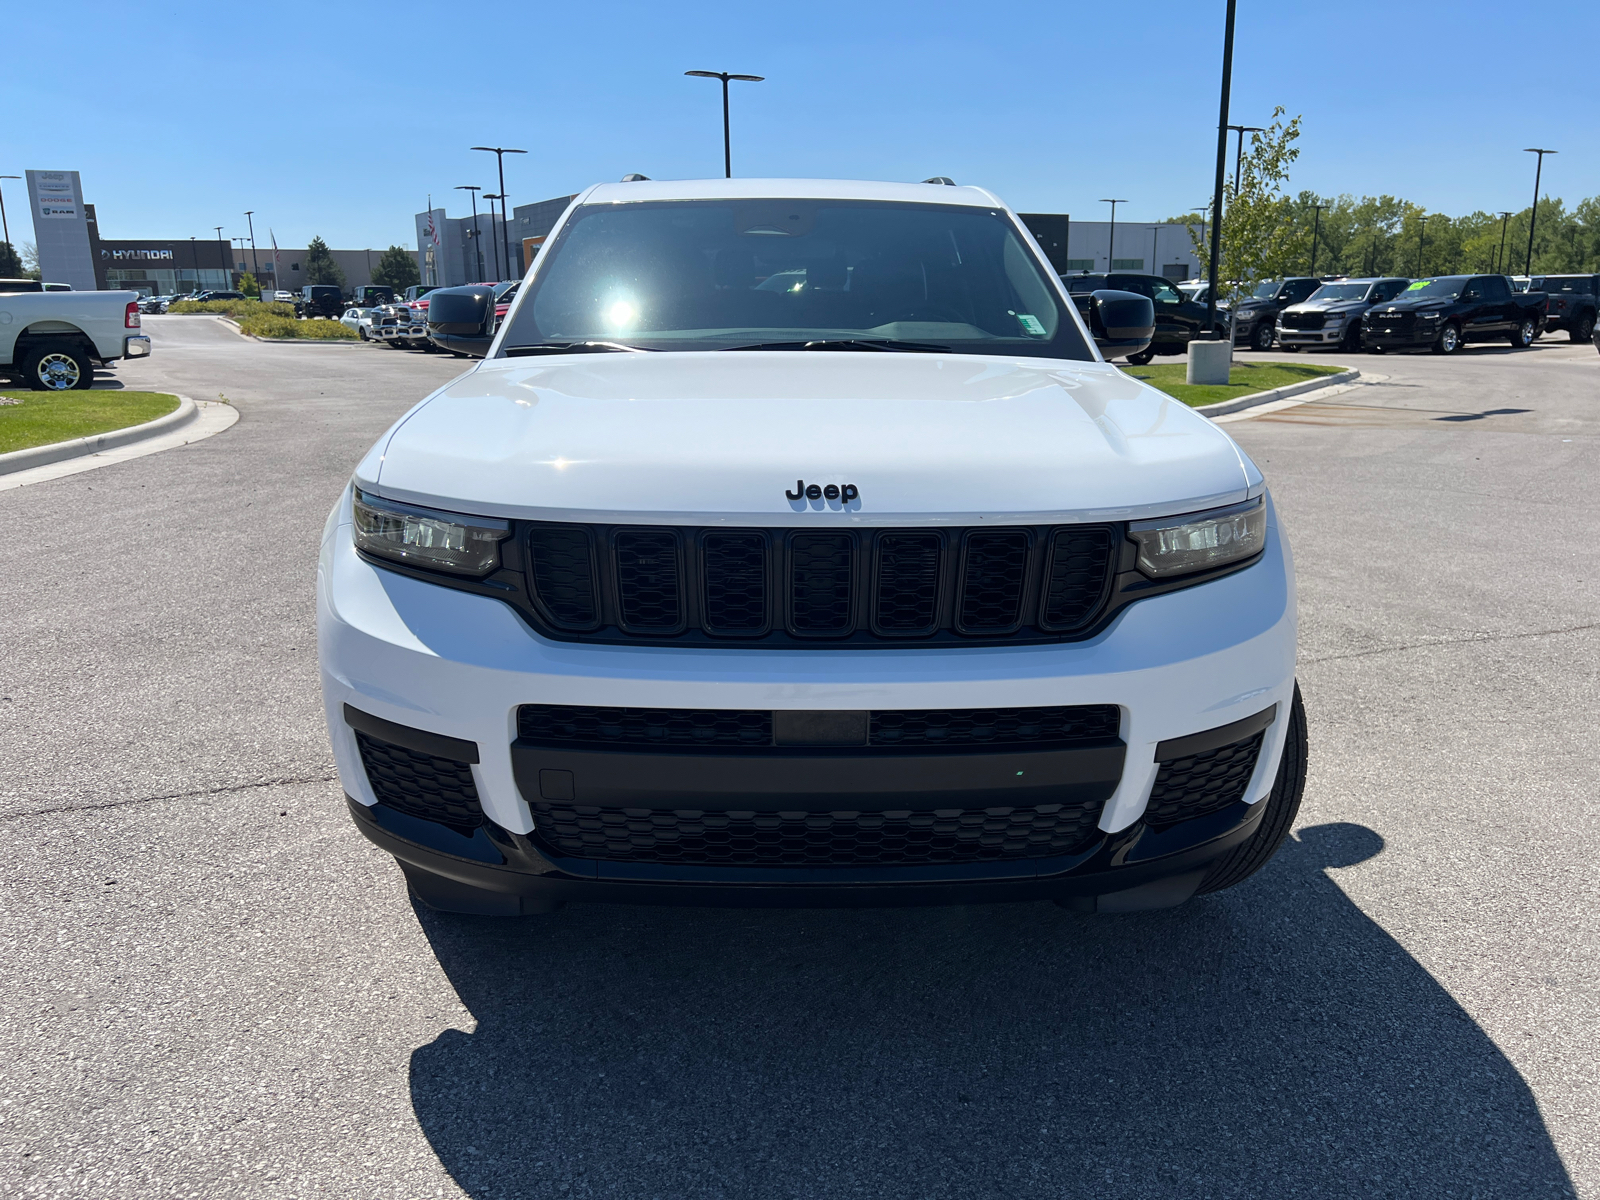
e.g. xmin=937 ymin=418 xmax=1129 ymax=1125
xmin=1250 ymin=323 xmax=1274 ymax=352
xmin=1572 ymin=314 xmax=1594 ymax=344
xmin=1508 ymin=317 xmax=1535 ymax=348
xmin=1431 ymin=323 xmax=1461 ymax=354
xmin=1196 ymin=683 xmax=1307 ymax=895
xmin=1342 ymin=324 xmax=1363 ymax=351
xmin=1125 ymin=349 xmax=1155 ymax=366
xmin=22 ymin=343 xmax=95 ymax=391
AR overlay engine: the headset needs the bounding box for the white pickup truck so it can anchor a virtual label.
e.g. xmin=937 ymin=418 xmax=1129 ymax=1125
xmin=0 ymin=282 xmax=152 ymax=389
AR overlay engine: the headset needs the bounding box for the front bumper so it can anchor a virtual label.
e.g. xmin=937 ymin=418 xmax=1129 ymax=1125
xmin=317 ymin=489 xmax=1297 ymax=907
xmin=1276 ymin=323 xmax=1345 ymax=346
xmin=1362 ymin=325 xmax=1436 ymax=348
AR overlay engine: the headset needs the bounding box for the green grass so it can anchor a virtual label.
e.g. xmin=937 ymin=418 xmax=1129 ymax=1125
xmin=1121 ymin=360 xmax=1348 ymax=407
xmin=0 ymin=390 xmax=181 ymax=455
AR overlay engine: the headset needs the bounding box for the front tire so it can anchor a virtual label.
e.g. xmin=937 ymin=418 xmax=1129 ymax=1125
xmin=1431 ymin=322 xmax=1462 ymax=355
xmin=1250 ymin=323 xmax=1274 ymax=352
xmin=22 ymin=343 xmax=94 ymax=390
xmin=1572 ymin=313 xmax=1594 ymax=344
xmin=1508 ymin=317 xmax=1536 ymax=348
xmin=1342 ymin=323 xmax=1363 ymax=351
xmin=1197 ymin=683 xmax=1308 ymax=894
xmin=1125 ymin=349 xmax=1155 ymax=366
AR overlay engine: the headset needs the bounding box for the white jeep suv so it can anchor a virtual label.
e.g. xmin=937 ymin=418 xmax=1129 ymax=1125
xmin=317 ymin=178 xmax=1303 ymax=916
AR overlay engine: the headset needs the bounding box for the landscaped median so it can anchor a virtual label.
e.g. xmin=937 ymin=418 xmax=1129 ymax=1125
xmin=166 ymin=298 xmax=360 ymax=341
xmin=0 ymin=390 xmax=182 ymax=455
xmin=1123 ymin=360 xmax=1348 ymax=408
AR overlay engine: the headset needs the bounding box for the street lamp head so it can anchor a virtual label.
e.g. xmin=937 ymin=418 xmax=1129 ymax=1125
xmin=455 ymin=185 xmax=481 ymax=192
xmin=1523 ymin=147 xmax=1557 ymax=154
xmin=685 ymin=70 xmax=764 ymax=82
xmin=471 ymin=147 xmax=528 ymax=154
xmin=728 ymin=74 xmax=764 ymax=82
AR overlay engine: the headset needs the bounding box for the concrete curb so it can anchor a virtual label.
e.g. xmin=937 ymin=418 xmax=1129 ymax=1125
xmin=0 ymin=394 xmax=196 ymax=476
xmin=1193 ymin=367 xmax=1360 ymax=417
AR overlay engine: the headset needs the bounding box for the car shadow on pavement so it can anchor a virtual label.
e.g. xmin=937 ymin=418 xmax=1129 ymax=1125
xmin=408 ymin=823 xmax=1575 ymax=1199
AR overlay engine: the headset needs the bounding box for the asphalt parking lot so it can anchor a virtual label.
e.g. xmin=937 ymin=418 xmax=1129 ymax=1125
xmin=1 ymin=316 xmax=1596 ymax=1198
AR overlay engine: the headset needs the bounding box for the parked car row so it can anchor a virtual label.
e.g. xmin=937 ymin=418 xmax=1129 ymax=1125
xmin=346 ymin=281 xmax=522 ymax=354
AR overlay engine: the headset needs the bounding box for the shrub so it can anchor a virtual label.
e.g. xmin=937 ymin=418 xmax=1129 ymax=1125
xmin=168 ymin=298 xmax=296 ymax=319
xmin=236 ymin=311 xmax=359 ymax=340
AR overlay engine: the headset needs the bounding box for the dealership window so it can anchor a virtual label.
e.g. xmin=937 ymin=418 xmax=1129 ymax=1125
xmin=1163 ymin=264 xmax=1190 ymax=280
xmin=1064 ymin=258 xmax=1095 ymax=272
xmin=1111 ymin=258 xmax=1144 ymax=270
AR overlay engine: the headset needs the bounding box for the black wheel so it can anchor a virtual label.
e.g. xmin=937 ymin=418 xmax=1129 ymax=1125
xmin=22 ymin=343 xmax=94 ymax=390
xmin=1508 ymin=317 xmax=1535 ymax=348
xmin=1250 ymin=322 xmax=1274 ymax=352
xmin=1125 ymin=349 xmax=1155 ymax=366
xmin=1571 ymin=313 xmax=1594 ymax=344
xmin=1197 ymin=683 xmax=1308 ymax=894
xmin=1342 ymin=322 xmax=1363 ymax=351
xmin=1431 ymin=322 xmax=1462 ymax=355
xmin=1280 ymin=344 xmax=1302 ymax=353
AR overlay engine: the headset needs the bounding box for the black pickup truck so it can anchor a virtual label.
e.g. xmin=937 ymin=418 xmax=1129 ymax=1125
xmin=1061 ymin=272 xmax=1230 ymax=363
xmin=1362 ymin=275 xmax=1547 ymax=354
xmin=1530 ymin=274 xmax=1597 ymax=343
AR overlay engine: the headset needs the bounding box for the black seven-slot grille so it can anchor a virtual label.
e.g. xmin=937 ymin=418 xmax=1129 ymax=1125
xmin=523 ymin=522 xmax=1117 ymax=646
xmin=516 ymin=702 xmax=1122 ymax=752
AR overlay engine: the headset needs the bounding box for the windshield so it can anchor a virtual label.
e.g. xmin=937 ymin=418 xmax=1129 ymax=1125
xmin=1308 ymin=283 xmax=1371 ymax=302
xmin=1250 ymin=281 xmax=1280 ymax=299
xmin=1402 ymin=277 xmax=1468 ymax=300
xmin=501 ymin=198 xmax=1092 ymax=359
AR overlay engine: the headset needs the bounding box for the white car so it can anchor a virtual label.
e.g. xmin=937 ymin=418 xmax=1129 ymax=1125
xmin=317 ymin=177 xmax=1303 ymax=917
xmin=340 ymin=306 xmax=379 ymax=340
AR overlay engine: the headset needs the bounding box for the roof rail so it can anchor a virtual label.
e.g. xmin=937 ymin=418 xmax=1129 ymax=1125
xmin=620 ymin=173 xmax=651 ymax=182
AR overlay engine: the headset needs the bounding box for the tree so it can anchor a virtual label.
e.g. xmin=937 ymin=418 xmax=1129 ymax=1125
xmin=303 ymin=236 xmax=346 ymax=288
xmin=1189 ymin=107 xmax=1303 ymax=303
xmin=21 ymin=240 xmax=41 ymax=280
xmin=238 ymin=272 xmax=261 ymax=298
xmin=372 ymin=244 xmax=420 ymax=291
xmin=0 ymin=241 xmax=20 ymax=277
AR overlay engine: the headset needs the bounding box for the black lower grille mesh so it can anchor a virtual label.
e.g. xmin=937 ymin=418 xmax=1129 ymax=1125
xmin=530 ymin=799 xmax=1105 ymax=866
xmin=518 ymin=703 xmax=1119 ymax=753
xmin=355 ymin=731 xmax=484 ymax=831
xmin=1144 ymin=731 xmax=1265 ymax=828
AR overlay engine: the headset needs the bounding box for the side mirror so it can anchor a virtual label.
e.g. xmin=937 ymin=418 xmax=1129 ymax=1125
xmin=1072 ymin=289 xmax=1154 ymax=357
xmin=425 ymin=285 xmax=497 ymax=357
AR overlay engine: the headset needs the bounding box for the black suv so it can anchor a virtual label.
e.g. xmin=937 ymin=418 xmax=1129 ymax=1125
xmin=350 ymin=285 xmax=395 ymax=307
xmin=296 ymin=285 xmax=345 ymax=320
xmin=1230 ymin=277 xmax=1323 ymax=351
xmin=1062 ymin=273 xmax=1230 ymax=364
xmin=1530 ymin=275 xmax=1597 ymax=343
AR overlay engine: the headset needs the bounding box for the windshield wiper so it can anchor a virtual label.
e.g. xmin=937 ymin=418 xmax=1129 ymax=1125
xmin=502 ymin=341 xmax=655 ymax=357
xmin=720 ymin=338 xmax=950 ymax=353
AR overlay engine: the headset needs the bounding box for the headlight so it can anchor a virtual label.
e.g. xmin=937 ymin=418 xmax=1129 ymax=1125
xmin=352 ymin=488 xmax=510 ymax=576
xmin=1417 ymin=311 xmax=1440 ymax=320
xmin=1128 ymin=498 xmax=1266 ymax=578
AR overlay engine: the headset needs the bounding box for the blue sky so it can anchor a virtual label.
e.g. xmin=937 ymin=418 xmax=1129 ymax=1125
xmin=6 ymin=0 xmax=1597 ymax=251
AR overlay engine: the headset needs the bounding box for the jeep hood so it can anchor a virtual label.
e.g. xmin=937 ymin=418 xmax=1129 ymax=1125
xmin=359 ymin=353 xmax=1261 ymax=524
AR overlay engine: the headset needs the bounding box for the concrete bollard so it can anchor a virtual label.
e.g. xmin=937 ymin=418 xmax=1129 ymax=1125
xmin=1187 ymin=337 xmax=1233 ymax=385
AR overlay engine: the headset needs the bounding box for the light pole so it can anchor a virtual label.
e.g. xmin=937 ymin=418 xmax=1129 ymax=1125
xmin=484 ymin=194 xmax=507 ymax=280
xmin=1100 ymin=199 xmax=1127 ymax=270
xmin=1150 ymin=225 xmax=1160 ymax=276
xmin=243 ymin=210 xmax=260 ymax=284
xmin=471 ymin=146 xmax=526 ymax=279
xmin=684 ymin=70 xmax=765 ymax=178
xmin=456 ymin=186 xmax=484 ymax=281
xmin=1203 ymin=0 xmax=1238 ymax=339
xmin=1193 ymin=201 xmax=1211 ymax=273
xmin=1308 ymin=203 xmax=1327 ymax=276
xmin=1495 ymin=211 xmax=1513 ymax=274
xmin=189 ymin=237 xmax=198 ymax=293
xmin=214 ymin=226 xmax=227 ymax=287
xmin=1523 ymin=148 xmax=1557 ymax=275
xmin=1416 ymin=216 xmax=1428 ymax=277
xmin=0 ymin=175 xmax=18 ymax=250
xmin=1226 ymin=123 xmax=1265 ymax=199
